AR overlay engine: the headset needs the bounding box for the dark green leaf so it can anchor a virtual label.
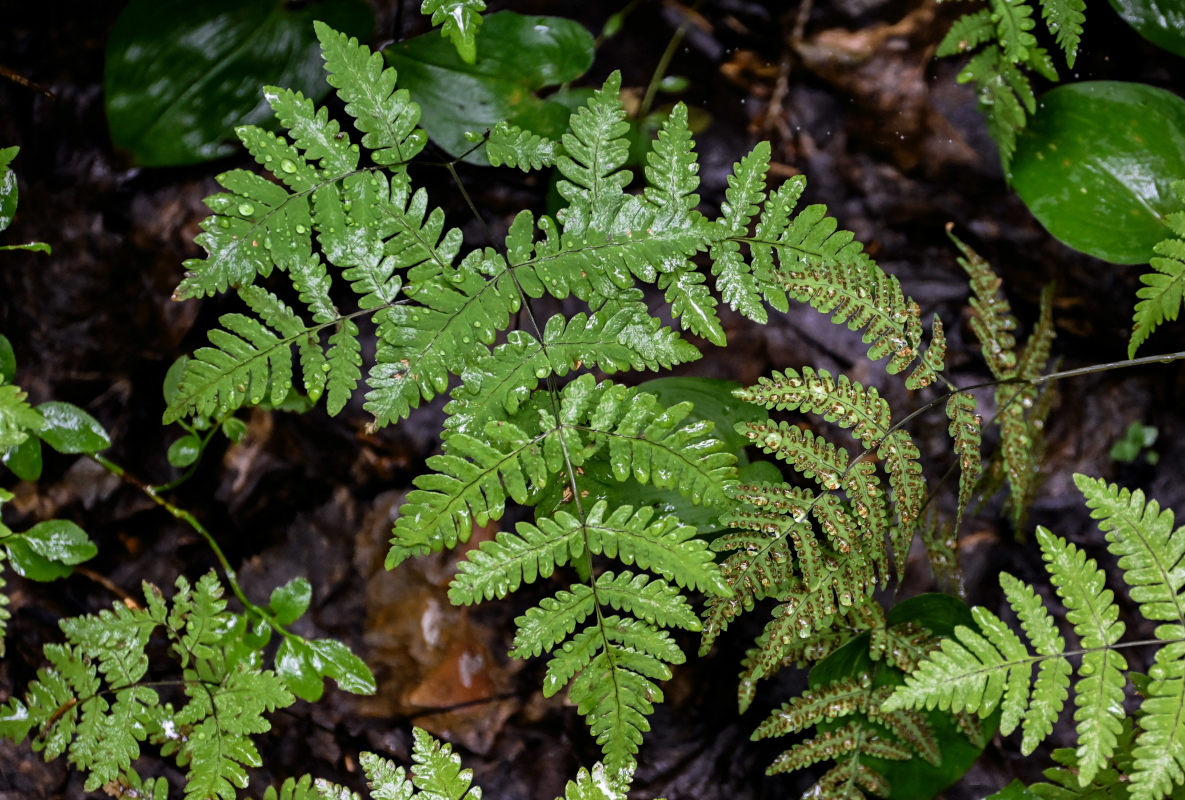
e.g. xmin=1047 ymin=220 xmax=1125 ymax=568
xmin=0 ymin=146 xmax=17 ymax=233
xmin=306 ymin=638 xmax=376 ymax=695
xmin=384 ymin=11 xmax=594 ymax=162
xmin=221 ymin=417 xmax=249 ymax=443
xmin=23 ymin=520 xmax=97 ymax=566
xmin=36 ymin=401 xmax=111 ymax=454
xmin=270 ymin=577 xmax=312 ymax=626
xmin=1107 ymin=0 xmax=1185 ymax=58
xmin=637 ymin=378 xmax=766 ymax=457
xmin=104 ymin=0 xmax=373 ymax=166
xmin=167 ymin=434 xmax=202 ymax=468
xmin=3 ymin=435 xmax=42 ymax=481
xmin=983 ymin=780 xmax=1040 ymax=800
xmin=4 ymin=538 xmax=73 ymax=581
xmin=162 ymin=356 xmax=188 ymax=406
xmin=1011 ymin=81 xmax=1185 ymax=264
xmin=276 ymin=638 xmax=324 ymax=702
xmin=0 ymin=335 xmax=15 ymax=384
xmin=809 ymin=595 xmax=992 ymax=800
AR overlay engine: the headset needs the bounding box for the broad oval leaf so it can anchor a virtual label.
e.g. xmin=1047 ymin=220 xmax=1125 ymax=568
xmin=2 ymin=435 xmax=42 ymax=481
xmin=1107 ymin=0 xmax=1185 ymax=58
xmin=269 ymin=576 xmax=312 ymax=626
xmin=1011 ymin=81 xmax=1185 ymax=264
xmin=36 ymin=401 xmax=110 ymax=454
xmin=384 ymin=10 xmax=594 ymax=162
xmin=167 ymin=434 xmax=202 ymax=468
xmin=276 ymin=638 xmax=324 ymax=702
xmin=307 ymin=638 xmax=376 ymax=695
xmin=23 ymin=520 xmax=97 ymax=566
xmin=104 ymin=0 xmax=373 ymax=166
xmin=4 ymin=538 xmax=73 ymax=582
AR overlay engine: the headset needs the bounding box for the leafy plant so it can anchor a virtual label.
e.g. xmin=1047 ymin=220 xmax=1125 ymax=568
xmin=419 ymin=0 xmax=487 ymax=65
xmin=937 ymin=0 xmax=1085 ymax=169
xmin=1130 ymin=179 xmax=1185 ymax=357
xmin=886 ymin=475 xmax=1185 ymax=800
xmin=0 ymin=146 xmax=49 ymax=253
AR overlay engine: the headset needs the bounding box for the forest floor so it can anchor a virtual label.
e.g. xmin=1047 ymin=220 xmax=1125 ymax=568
xmin=2 ymin=1 xmax=1184 ymax=798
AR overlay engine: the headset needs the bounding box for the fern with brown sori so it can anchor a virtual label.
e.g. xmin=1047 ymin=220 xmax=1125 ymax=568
xmin=951 ymin=229 xmax=1055 ymax=532
xmin=751 ymin=605 xmax=981 ymax=800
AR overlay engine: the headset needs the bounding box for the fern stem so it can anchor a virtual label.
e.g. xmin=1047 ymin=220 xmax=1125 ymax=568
xmin=639 ymin=0 xmax=703 ymax=120
xmin=89 ymin=453 xmax=284 ymax=636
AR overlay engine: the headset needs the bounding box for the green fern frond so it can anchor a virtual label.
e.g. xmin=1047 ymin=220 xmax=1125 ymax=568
xmin=1039 ymin=0 xmax=1086 ymax=66
xmin=420 ymin=0 xmax=486 ymax=64
xmin=0 ymin=573 xmax=297 ymax=797
xmin=1129 ymin=180 xmax=1185 ymax=358
xmin=710 ymin=141 xmax=771 ymax=323
xmin=644 ymin=103 xmax=701 ymax=231
xmin=263 ymin=86 xmax=359 ymax=175
xmin=314 ymin=21 xmax=427 ymax=167
xmin=950 ymin=227 xmax=1018 ymax=379
xmin=938 ymin=9 xmax=996 ymax=57
xmin=556 ymin=72 xmax=632 ymax=236
xmin=886 ymin=475 xmax=1185 ymax=798
xmin=753 ymin=673 xmax=872 ymax=739
xmin=486 ymin=120 xmax=559 ymax=171
xmin=993 ymin=0 xmax=1039 ymax=61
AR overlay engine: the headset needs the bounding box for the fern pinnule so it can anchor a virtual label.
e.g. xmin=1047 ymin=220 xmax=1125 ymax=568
xmin=950 ymin=226 xmax=1017 ymax=379
xmin=710 ymin=141 xmax=771 ymax=323
xmin=735 ymin=367 xmax=890 ymax=449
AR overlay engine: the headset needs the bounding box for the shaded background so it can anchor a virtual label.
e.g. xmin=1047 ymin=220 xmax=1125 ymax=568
xmin=2 ymin=1 xmax=1184 ymax=797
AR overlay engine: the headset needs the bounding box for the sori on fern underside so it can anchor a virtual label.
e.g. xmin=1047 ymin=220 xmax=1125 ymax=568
xmin=160 ymin=21 xmax=962 ymax=779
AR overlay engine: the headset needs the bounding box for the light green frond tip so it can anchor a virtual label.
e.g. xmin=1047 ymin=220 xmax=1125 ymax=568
xmin=1129 ymin=180 xmax=1185 ymax=358
xmin=421 ymin=0 xmax=486 ymax=64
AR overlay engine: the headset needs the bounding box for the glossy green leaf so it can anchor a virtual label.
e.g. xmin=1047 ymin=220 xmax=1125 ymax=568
xmin=167 ymin=434 xmax=202 ymax=468
xmin=384 ymin=11 xmax=594 ymax=163
xmin=270 ymin=577 xmax=312 ymax=626
xmin=306 ymin=638 xmax=375 ymax=695
xmin=809 ymin=595 xmax=993 ymax=800
xmin=23 ymin=520 xmax=97 ymax=566
xmin=221 ymin=417 xmax=249 ymax=443
xmin=4 ymin=538 xmax=72 ymax=581
xmin=36 ymin=401 xmax=111 ymax=454
xmin=0 ymin=242 xmax=51 ymax=254
xmin=1107 ymin=0 xmax=1185 ymax=58
xmin=0 ymin=336 xmax=15 ymax=384
xmin=1011 ymin=81 xmax=1185 ymax=264
xmin=0 ymin=146 xmax=17 ymax=234
xmin=104 ymin=0 xmax=373 ymax=166
xmin=3 ymin=435 xmax=42 ymax=481
xmin=276 ymin=638 xmax=324 ymax=702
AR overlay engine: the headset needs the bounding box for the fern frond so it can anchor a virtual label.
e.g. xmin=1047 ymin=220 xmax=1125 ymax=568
xmin=735 ymin=367 xmax=890 ymax=449
xmin=1129 ymin=180 xmax=1185 ymax=358
xmin=878 ymin=430 xmax=925 ymax=574
xmin=947 ymin=391 xmax=982 ymax=530
xmin=486 ymin=120 xmax=559 ymax=171
xmin=643 ymin=103 xmax=701 ymax=231
xmin=752 ymin=674 xmax=872 ymax=739
xmin=420 ymin=0 xmax=486 ymax=64
xmin=710 ymin=141 xmax=771 ymax=323
xmin=949 ymin=226 xmax=1018 ymax=379
xmin=556 ymin=72 xmax=631 ymax=236
xmin=1039 ymin=0 xmax=1085 ymax=66
xmin=263 ymin=86 xmax=358 ymax=175
xmin=938 ymin=8 xmax=996 ymax=57
xmin=992 ymin=0 xmax=1039 ymax=62
xmin=315 ymin=21 xmax=427 ymax=166
xmin=1074 ymin=475 xmax=1185 ymax=800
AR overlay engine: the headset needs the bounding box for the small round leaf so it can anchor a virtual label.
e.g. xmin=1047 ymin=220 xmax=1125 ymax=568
xmin=4 ymin=539 xmax=73 ymax=582
xmin=3 ymin=435 xmax=43 ymax=481
xmin=23 ymin=520 xmax=98 ymax=565
xmin=276 ymin=638 xmax=324 ymax=702
xmin=167 ymin=434 xmax=202 ymax=468
xmin=307 ymin=638 xmax=376 ymax=695
xmin=221 ymin=417 xmax=248 ymax=443
xmin=270 ymin=577 xmax=312 ymax=626
xmin=0 ymin=335 xmax=15 ymax=384
xmin=36 ymin=401 xmax=111 ymax=454
xmin=1011 ymin=81 xmax=1185 ymax=264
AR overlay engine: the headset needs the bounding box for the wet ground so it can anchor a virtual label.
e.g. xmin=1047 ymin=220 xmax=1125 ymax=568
xmin=2 ymin=1 xmax=1184 ymax=798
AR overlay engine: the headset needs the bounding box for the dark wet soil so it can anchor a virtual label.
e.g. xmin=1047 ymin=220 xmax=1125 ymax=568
xmin=3 ymin=1 xmax=1184 ymax=799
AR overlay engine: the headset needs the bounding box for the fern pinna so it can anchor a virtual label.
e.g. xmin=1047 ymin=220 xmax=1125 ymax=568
xmin=886 ymin=475 xmax=1185 ymax=800
xmin=157 ymin=21 xmax=960 ymax=775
